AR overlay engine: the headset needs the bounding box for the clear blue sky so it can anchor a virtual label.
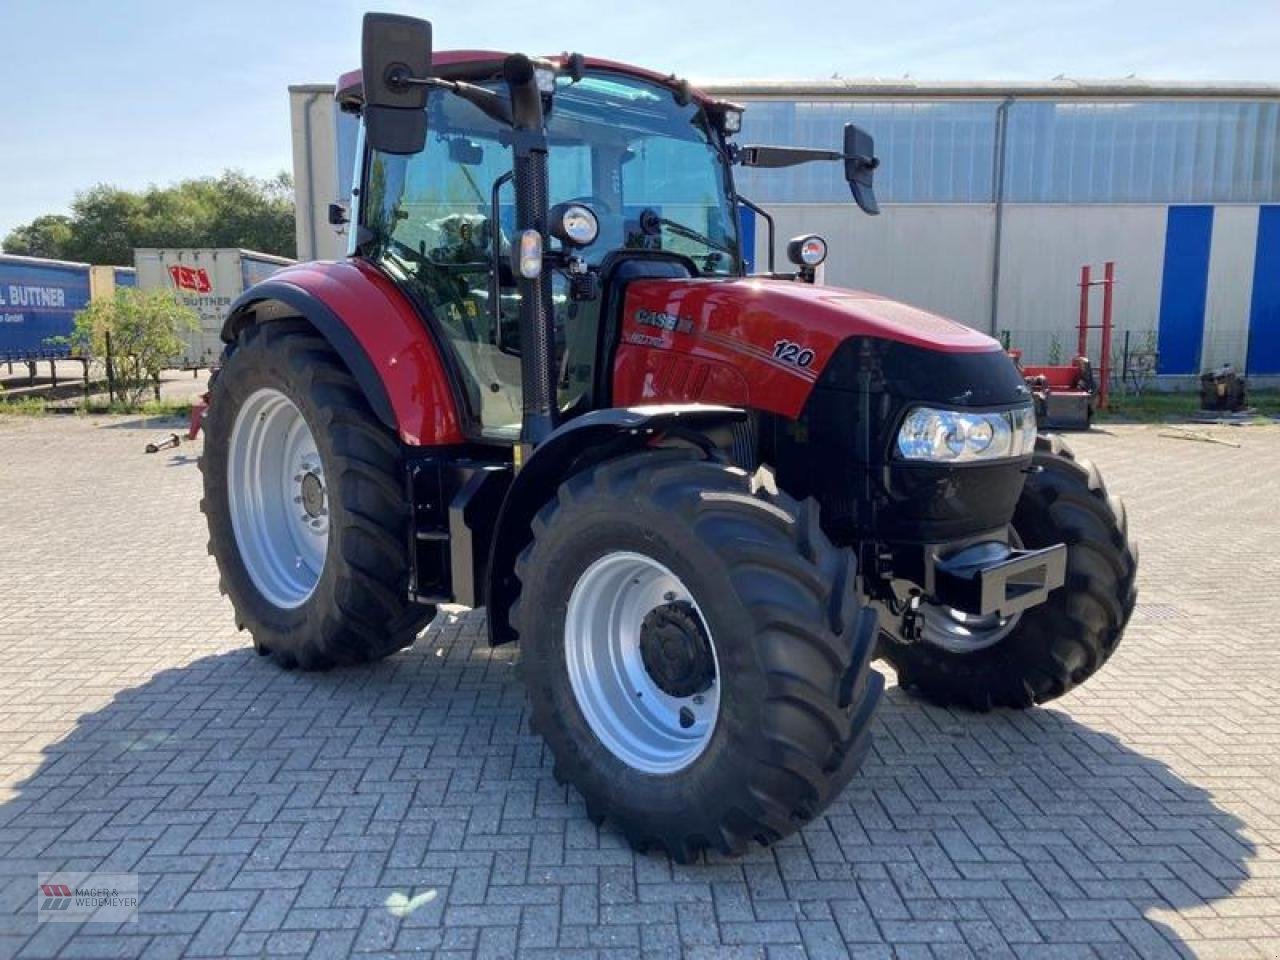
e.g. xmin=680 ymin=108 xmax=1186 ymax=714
xmin=3 ymin=0 xmax=1278 ymax=238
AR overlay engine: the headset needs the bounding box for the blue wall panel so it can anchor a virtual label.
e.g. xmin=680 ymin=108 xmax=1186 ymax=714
xmin=1156 ymin=205 xmax=1213 ymax=375
xmin=1247 ymin=205 xmax=1280 ymax=374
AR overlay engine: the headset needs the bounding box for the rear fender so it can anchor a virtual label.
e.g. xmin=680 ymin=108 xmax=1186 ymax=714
xmin=221 ymin=260 xmax=465 ymax=446
xmin=485 ymin=405 xmax=747 ymax=646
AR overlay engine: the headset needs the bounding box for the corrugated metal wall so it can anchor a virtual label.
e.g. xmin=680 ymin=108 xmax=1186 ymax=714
xmin=290 ymin=77 xmax=1280 ymax=382
xmin=753 ymin=202 xmax=1271 ymax=377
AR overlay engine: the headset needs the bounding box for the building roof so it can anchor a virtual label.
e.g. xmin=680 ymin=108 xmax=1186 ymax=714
xmin=695 ymin=77 xmax=1280 ymax=100
xmin=293 ymin=74 xmax=1280 ymax=103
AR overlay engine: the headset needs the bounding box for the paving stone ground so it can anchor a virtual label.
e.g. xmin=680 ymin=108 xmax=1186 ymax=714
xmin=0 ymin=414 xmax=1277 ymax=960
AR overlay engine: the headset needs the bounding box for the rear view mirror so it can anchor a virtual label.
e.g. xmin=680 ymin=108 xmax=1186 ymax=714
xmin=362 ymin=13 xmax=432 ymax=155
xmin=448 ymin=138 xmax=485 ymax=166
xmin=843 ymin=124 xmax=880 ymax=215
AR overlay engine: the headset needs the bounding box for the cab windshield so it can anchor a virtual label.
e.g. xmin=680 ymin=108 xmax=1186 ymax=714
xmin=545 ymin=73 xmax=739 ymax=272
xmin=363 ymin=70 xmax=740 ymax=274
xmin=362 ymin=69 xmax=739 ymax=437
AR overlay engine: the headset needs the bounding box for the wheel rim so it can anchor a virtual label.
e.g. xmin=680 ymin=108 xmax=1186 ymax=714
xmin=564 ymin=551 xmax=720 ymax=774
xmin=919 ymin=605 xmax=1021 ymax=653
xmin=227 ymin=388 xmax=329 ymax=609
xmin=920 ymin=529 xmax=1024 ymax=654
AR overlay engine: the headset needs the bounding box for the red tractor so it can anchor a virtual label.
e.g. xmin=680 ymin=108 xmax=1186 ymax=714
xmin=201 ymin=14 xmax=1137 ymax=861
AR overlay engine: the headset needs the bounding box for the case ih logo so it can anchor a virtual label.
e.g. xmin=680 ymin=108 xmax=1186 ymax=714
xmin=168 ymin=265 xmax=212 ymax=294
xmin=40 ymin=884 xmax=72 ymax=911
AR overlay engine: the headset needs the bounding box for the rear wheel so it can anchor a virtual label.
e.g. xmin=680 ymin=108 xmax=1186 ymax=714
xmin=881 ymin=434 xmax=1137 ymax=709
xmin=200 ymin=320 xmax=434 ymax=669
xmin=512 ymin=448 xmax=882 ymax=861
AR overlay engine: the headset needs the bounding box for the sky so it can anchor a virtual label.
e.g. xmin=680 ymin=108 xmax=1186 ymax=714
xmin=3 ymin=0 xmax=1279 ymax=239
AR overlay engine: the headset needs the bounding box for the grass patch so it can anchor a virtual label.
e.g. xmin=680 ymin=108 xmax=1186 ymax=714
xmin=0 ymin=397 xmax=192 ymax=417
xmin=0 ymin=396 xmax=51 ymax=416
xmin=76 ymin=398 xmax=193 ymax=417
xmin=1099 ymin=388 xmax=1280 ymax=422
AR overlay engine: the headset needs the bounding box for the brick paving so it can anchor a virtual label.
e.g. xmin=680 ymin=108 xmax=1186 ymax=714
xmin=0 ymin=413 xmax=1278 ymax=959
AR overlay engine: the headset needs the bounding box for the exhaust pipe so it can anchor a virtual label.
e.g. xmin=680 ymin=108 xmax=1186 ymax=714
xmin=504 ymin=55 xmax=557 ymax=446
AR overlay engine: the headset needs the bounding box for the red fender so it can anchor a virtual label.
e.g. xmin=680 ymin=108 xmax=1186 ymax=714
xmin=229 ymin=259 xmax=465 ymax=446
xmin=614 ymin=278 xmax=999 ymax=418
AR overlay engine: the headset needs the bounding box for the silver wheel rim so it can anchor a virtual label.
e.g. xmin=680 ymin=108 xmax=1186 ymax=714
xmin=227 ymin=388 xmax=329 ymax=609
xmin=919 ymin=605 xmax=1021 ymax=653
xmin=920 ymin=529 xmax=1023 ymax=654
xmin=564 ymin=551 xmax=720 ymax=774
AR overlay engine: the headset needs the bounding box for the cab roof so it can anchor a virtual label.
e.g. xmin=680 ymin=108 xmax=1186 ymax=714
xmin=335 ymin=50 xmax=721 ymax=112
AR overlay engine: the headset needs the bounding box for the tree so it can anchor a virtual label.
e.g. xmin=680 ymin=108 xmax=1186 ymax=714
xmin=2 ymin=214 xmax=74 ymax=259
xmin=68 ymin=289 xmax=199 ymax=406
xmin=2 ymin=170 xmax=296 ymax=266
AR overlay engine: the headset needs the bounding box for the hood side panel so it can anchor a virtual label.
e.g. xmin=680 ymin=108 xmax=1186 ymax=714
xmin=614 ymin=277 xmax=1001 ymax=418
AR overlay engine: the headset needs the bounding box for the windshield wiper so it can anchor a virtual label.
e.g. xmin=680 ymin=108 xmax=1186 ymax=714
xmin=638 ymin=208 xmax=736 ymax=261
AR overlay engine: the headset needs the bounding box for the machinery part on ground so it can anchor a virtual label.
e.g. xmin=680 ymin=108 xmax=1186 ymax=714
xmin=1015 ymin=353 xmax=1096 ymax=430
xmin=144 ymin=432 xmax=181 ymax=454
xmin=200 ymin=319 xmax=435 ymax=669
xmin=511 ymin=448 xmax=882 ymax=861
xmin=1199 ymin=364 xmax=1248 ymax=412
xmin=880 ymin=434 xmax=1136 ymax=710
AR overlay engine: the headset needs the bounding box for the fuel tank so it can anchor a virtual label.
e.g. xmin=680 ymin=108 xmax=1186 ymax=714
xmin=612 ymin=276 xmax=1000 ymax=418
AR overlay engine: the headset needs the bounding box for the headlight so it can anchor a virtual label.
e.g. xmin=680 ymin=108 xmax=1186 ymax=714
xmin=787 ymin=234 xmax=827 ymax=267
xmin=897 ymin=406 xmax=1036 ymax=463
xmin=549 ymin=202 xmax=599 ymax=247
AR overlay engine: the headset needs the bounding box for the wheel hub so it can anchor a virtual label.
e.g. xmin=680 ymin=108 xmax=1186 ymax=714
xmin=299 ymin=471 xmax=326 ymax=518
xmin=639 ymin=601 xmax=715 ymax=698
xmin=227 ymin=388 xmax=329 ymax=610
xmin=563 ymin=551 xmax=721 ymax=774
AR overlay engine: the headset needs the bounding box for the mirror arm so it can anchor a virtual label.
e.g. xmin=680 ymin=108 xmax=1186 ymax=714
xmin=738 ymin=145 xmax=843 ymax=169
xmin=736 ymin=195 xmax=775 ymax=274
xmin=395 ymin=75 xmax=514 ymax=126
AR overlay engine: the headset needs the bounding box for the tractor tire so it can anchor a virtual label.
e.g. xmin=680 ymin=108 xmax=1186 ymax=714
xmin=511 ymin=447 xmax=882 ymax=862
xmin=200 ymin=320 xmax=434 ymax=669
xmin=881 ymin=434 xmax=1137 ymax=710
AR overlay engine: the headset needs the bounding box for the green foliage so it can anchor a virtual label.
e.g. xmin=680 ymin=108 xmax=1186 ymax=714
xmin=1048 ymin=334 xmax=1063 ymax=366
xmin=68 ymin=289 xmax=198 ymax=406
xmin=2 ymin=214 xmax=75 ymax=259
xmin=2 ymin=171 xmax=295 ymax=265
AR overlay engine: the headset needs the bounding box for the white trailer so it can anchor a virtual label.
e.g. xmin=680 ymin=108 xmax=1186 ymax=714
xmin=134 ymin=248 xmax=293 ymax=367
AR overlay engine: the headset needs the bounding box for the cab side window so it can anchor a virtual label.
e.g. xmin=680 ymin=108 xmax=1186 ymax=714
xmin=366 ymin=93 xmax=523 ymax=438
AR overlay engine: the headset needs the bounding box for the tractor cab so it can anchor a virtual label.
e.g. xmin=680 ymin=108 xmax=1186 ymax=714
xmin=341 ymin=22 xmax=878 ymax=444
xmin=354 ymin=64 xmax=742 ymax=439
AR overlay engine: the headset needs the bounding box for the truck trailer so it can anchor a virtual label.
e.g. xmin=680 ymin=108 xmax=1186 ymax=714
xmin=134 ymin=248 xmax=293 ymax=368
xmin=0 ymin=255 xmax=134 ymax=365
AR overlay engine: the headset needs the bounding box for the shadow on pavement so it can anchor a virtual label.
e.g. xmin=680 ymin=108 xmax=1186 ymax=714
xmin=0 ymin=609 xmax=1252 ymax=958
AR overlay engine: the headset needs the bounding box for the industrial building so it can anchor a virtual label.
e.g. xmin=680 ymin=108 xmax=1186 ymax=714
xmin=289 ymin=76 xmax=1280 ymax=382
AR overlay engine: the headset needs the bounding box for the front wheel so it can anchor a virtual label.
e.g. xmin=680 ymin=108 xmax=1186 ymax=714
xmin=512 ymin=448 xmax=882 ymax=861
xmin=881 ymin=434 xmax=1137 ymax=710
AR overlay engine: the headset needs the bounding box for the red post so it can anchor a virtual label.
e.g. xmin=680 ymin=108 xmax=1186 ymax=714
xmin=1077 ymin=264 xmax=1091 ymax=359
xmin=1099 ymin=260 xmax=1115 ymax=409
